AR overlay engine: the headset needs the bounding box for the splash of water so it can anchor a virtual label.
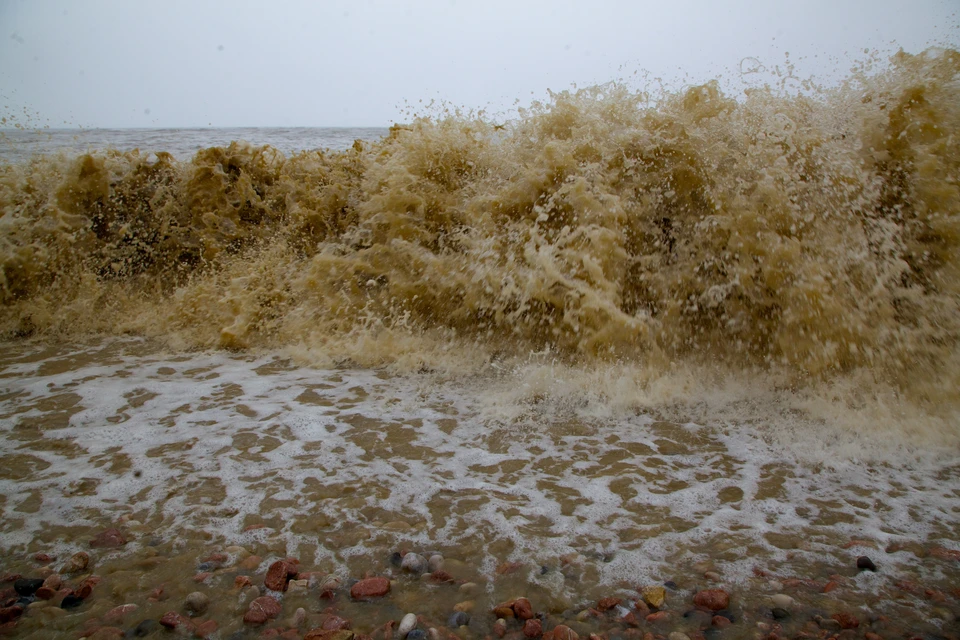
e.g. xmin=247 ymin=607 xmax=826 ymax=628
xmin=1 ymin=49 xmax=959 ymax=443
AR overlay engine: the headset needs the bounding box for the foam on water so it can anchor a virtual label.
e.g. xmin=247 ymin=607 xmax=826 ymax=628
xmin=1 ymin=339 xmax=957 ymax=606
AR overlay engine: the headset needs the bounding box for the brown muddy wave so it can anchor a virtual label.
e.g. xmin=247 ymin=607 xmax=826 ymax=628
xmin=1 ymin=50 xmax=959 ymax=414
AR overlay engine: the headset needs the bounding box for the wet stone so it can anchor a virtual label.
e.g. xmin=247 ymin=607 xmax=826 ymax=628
xmin=401 ymin=553 xmax=428 ymax=574
xmin=693 ymin=589 xmax=729 ymax=611
xmin=265 ymin=559 xmax=298 ymax=592
xmin=62 ymin=552 xmax=90 ymax=574
xmin=771 ymin=607 xmax=790 ymax=620
xmin=523 ymin=618 xmax=542 ymax=638
xmin=448 ymin=610 xmax=470 ymax=627
xmin=60 ymin=594 xmax=84 ymax=609
xmin=13 ymin=579 xmax=43 ymax=597
xmin=389 ymin=551 xmax=403 ymax=567
xmin=184 ymin=591 xmax=209 ymax=615
xmin=349 ymin=577 xmax=390 ymax=600
xmin=427 ymin=554 xmax=444 ymax=573
xmin=406 ymin=630 xmax=427 ymax=640
xmin=90 ymin=528 xmax=128 ymax=548
xmin=397 ymin=613 xmax=417 ymax=636
xmin=856 ymin=556 xmax=877 ymax=571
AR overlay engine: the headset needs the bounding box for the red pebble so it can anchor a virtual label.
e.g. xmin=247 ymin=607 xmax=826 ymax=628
xmin=321 ymin=615 xmax=352 ymax=630
xmin=34 ymin=587 xmax=56 ymax=600
xmin=34 ymin=553 xmax=55 ymax=563
xmin=0 ymin=607 xmax=23 ymax=624
xmin=235 ymin=575 xmax=253 ymax=588
xmin=264 ymin=560 xmax=298 ymax=592
xmin=551 ymin=625 xmax=579 ymax=640
xmin=90 ymin=528 xmax=128 ymax=549
xmin=597 ymin=597 xmax=621 ymax=611
xmin=193 ymin=572 xmax=212 ymax=583
xmin=523 ymin=618 xmax=542 ymax=638
xmin=349 ymin=577 xmax=390 ymax=600
xmin=645 ymin=611 xmax=670 ymax=623
xmin=244 ymin=596 xmax=281 ymax=624
xmin=692 ymin=589 xmax=730 ymax=611
xmin=195 ymin=620 xmax=218 ymax=639
xmin=831 ymin=612 xmax=860 ymax=629
xmin=712 ymin=615 xmax=732 ymax=628
xmin=159 ymin=612 xmax=195 ymax=633
xmin=103 ymin=604 xmax=138 ymax=624
xmin=429 ymin=570 xmax=455 ymax=584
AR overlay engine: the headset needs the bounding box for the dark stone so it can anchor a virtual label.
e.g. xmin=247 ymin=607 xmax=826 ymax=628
xmin=15 ymin=597 xmax=33 ymax=607
xmin=682 ymin=609 xmax=712 ymax=625
xmin=540 ymin=565 xmax=550 ymax=575
xmin=389 ymin=552 xmax=403 ymax=567
xmin=131 ymin=619 xmax=158 ymax=637
xmin=715 ymin=610 xmax=735 ymax=623
xmin=407 ymin=630 xmax=427 ymax=640
xmin=448 ymin=611 xmax=470 ymax=627
xmin=196 ymin=562 xmax=215 ymax=572
xmin=663 ymin=580 xmax=678 ymax=590
xmin=856 ymin=556 xmax=877 ymax=571
xmin=13 ymin=579 xmax=43 ymax=597
xmin=771 ymin=607 xmax=790 ymax=620
xmin=61 ymin=595 xmax=84 ymax=609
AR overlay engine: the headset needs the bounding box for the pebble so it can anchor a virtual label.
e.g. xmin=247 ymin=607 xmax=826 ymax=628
xmin=640 ymin=585 xmax=665 ymax=608
xmin=265 ymin=559 xmax=298 ymax=591
xmin=62 ymin=552 xmax=90 ymax=574
xmin=856 ymin=556 xmax=877 ymax=571
xmin=692 ymin=589 xmax=729 ymax=611
xmin=131 ymin=619 xmax=158 ymax=637
xmin=458 ymin=582 xmax=478 ymax=593
xmin=448 ymin=611 xmax=469 ymax=627
xmin=401 ymin=553 xmax=428 ymax=574
xmin=493 ymin=618 xmax=507 ymax=638
xmin=103 ymin=604 xmax=138 ymax=623
xmin=704 ymin=571 xmax=721 ymax=582
xmin=243 ymin=596 xmax=281 ymax=624
xmin=90 ymin=528 xmax=128 ymax=549
xmin=522 ymin=618 xmax=542 ymax=638
xmin=397 ymin=612 xmax=417 ymax=636
xmin=159 ymin=612 xmax=195 ymax=633
xmin=183 ymin=591 xmax=209 ymax=615
xmin=14 ymin=579 xmax=44 ymax=597
xmin=668 ymin=634 xmax=690 ymax=640
xmin=60 ymin=595 xmax=84 ymax=609
xmin=552 ymin=625 xmax=579 ymax=640
xmin=427 ymin=554 xmax=444 ymax=573
xmin=350 ymin=577 xmax=390 ymax=600
xmin=770 ymin=593 xmax=793 ymax=608
xmin=287 ymin=579 xmax=309 ymax=594
xmin=42 ymin=574 xmax=61 ymax=591
xmin=771 ymin=607 xmax=790 ymax=619
xmin=407 ymin=631 xmax=427 ymax=640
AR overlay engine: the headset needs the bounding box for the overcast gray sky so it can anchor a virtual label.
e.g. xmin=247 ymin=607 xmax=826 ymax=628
xmin=1 ymin=0 xmax=957 ymax=128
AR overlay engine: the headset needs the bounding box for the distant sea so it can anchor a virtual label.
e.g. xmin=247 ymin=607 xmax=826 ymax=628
xmin=0 ymin=127 xmax=390 ymax=163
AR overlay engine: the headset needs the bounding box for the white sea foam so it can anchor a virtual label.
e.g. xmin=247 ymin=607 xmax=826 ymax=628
xmin=1 ymin=339 xmax=957 ymax=602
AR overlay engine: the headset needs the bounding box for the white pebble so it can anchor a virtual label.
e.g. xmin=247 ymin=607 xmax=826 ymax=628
xmin=771 ymin=593 xmax=793 ymax=609
xmin=427 ymin=554 xmax=444 ymax=573
xmin=397 ymin=613 xmax=417 ymax=637
xmin=669 ymin=634 xmax=690 ymax=640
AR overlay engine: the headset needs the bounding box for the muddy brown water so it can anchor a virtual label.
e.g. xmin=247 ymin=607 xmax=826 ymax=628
xmin=1 ymin=339 xmax=958 ymax=639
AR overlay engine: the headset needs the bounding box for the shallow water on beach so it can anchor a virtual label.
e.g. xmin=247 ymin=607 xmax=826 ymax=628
xmin=1 ymin=339 xmax=958 ymax=638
